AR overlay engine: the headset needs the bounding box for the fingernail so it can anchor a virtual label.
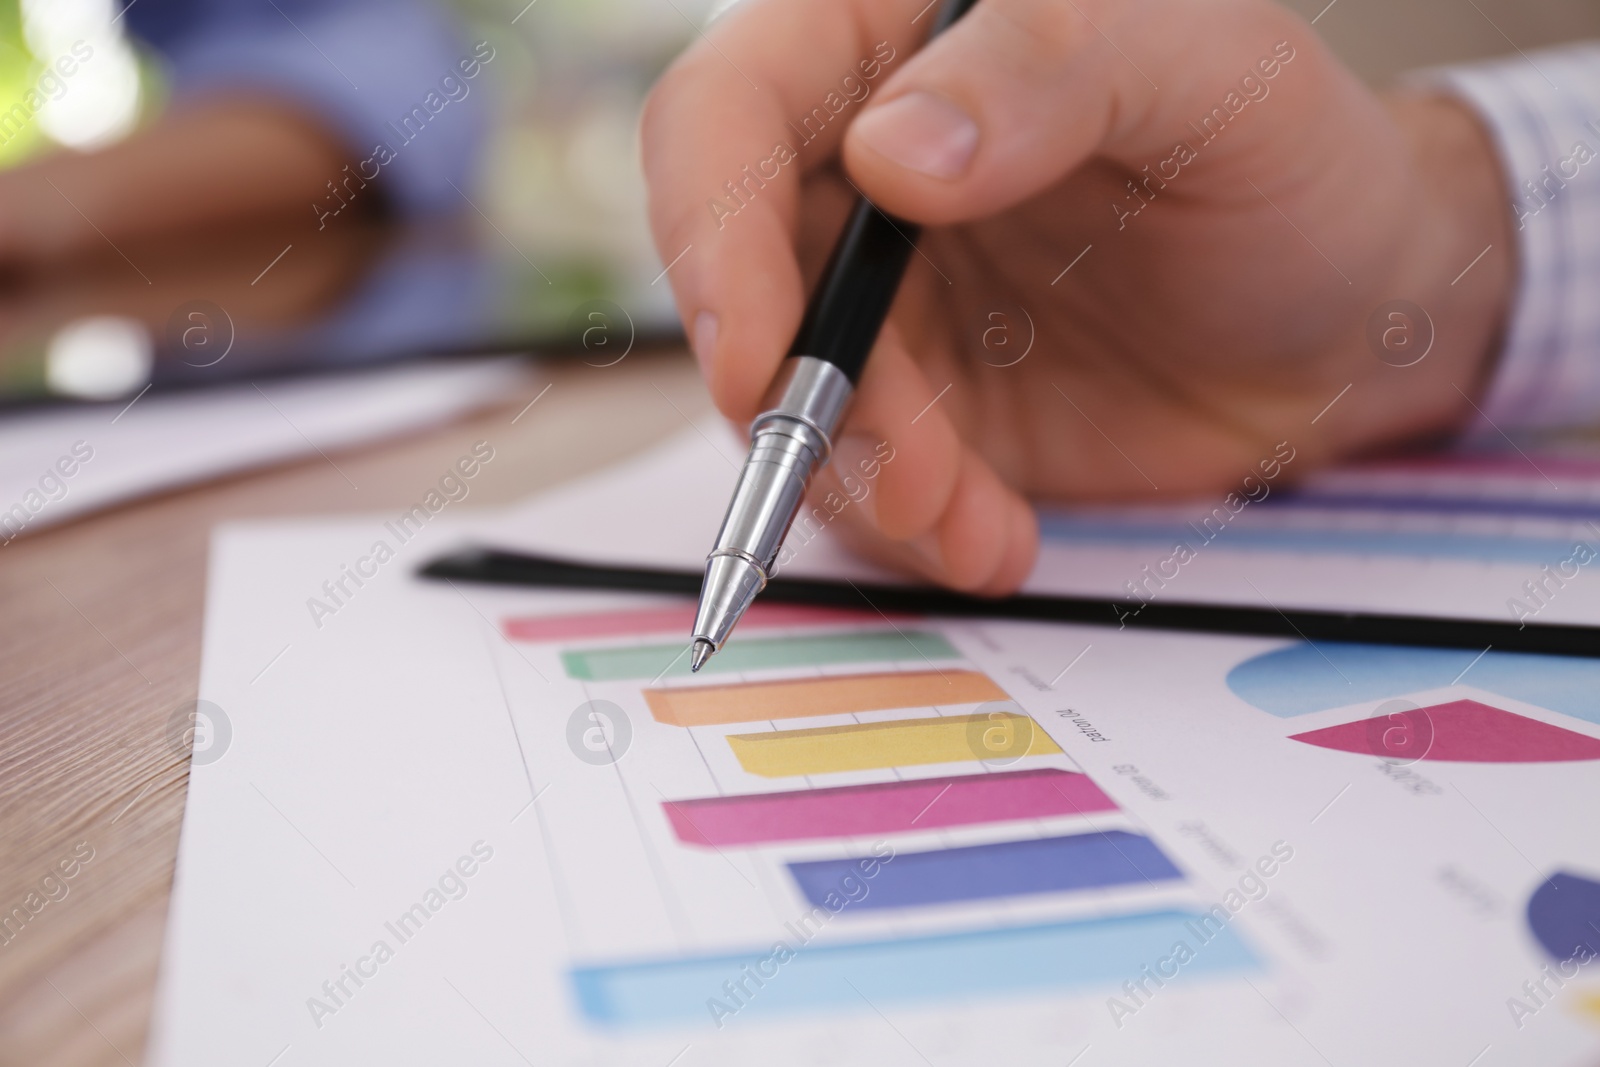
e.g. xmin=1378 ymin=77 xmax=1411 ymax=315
xmin=830 ymin=434 xmax=882 ymax=526
xmin=692 ymin=310 xmax=718 ymax=377
xmin=854 ymin=91 xmax=978 ymax=180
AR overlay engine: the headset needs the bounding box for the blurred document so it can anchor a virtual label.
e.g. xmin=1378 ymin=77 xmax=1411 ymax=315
xmin=0 ymin=359 xmax=528 ymax=540
xmin=472 ymin=423 xmax=1600 ymax=626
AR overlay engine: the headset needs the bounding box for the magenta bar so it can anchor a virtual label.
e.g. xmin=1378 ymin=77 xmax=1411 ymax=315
xmin=663 ymin=769 xmax=1117 ymax=848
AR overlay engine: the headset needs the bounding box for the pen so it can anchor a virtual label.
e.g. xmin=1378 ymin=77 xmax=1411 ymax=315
xmin=689 ymin=0 xmax=980 ymax=672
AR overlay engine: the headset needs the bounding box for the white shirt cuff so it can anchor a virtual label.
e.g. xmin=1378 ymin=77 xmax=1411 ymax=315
xmin=1409 ymin=43 xmax=1600 ymax=431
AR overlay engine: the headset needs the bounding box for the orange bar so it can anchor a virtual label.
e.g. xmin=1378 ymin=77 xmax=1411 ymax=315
xmin=645 ymin=670 xmax=1008 ymax=727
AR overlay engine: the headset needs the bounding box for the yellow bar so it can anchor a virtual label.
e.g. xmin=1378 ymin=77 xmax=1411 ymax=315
xmin=646 ymin=670 xmax=1008 ymax=727
xmin=727 ymin=712 xmax=1061 ymax=778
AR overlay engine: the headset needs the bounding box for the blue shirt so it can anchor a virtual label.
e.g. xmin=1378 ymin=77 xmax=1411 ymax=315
xmin=122 ymin=0 xmax=490 ymax=218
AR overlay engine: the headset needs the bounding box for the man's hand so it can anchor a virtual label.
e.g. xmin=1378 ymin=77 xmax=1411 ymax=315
xmin=641 ymin=0 xmax=1513 ymax=594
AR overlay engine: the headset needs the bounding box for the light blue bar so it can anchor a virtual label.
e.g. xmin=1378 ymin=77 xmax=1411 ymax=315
xmin=1036 ymin=517 xmax=1581 ymax=565
xmin=1270 ymin=491 xmax=1600 ymax=522
xmin=570 ymin=909 xmax=1255 ymax=1028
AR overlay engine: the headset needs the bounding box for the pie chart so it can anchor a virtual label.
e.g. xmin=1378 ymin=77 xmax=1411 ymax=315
xmin=1527 ymin=872 xmax=1600 ymax=963
xmin=1227 ymin=643 xmax=1600 ymax=763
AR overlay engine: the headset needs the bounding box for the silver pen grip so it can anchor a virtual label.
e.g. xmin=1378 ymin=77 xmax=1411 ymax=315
xmin=690 ymin=356 xmax=854 ymax=652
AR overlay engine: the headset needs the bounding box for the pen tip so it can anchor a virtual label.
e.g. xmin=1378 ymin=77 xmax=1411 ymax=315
xmin=690 ymin=639 xmax=714 ymax=673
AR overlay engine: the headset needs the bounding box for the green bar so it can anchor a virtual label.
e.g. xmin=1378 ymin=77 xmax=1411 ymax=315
xmin=561 ymin=630 xmax=960 ymax=681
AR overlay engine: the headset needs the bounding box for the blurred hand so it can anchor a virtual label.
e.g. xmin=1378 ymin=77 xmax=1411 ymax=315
xmin=641 ymin=0 xmax=1513 ymax=594
xmin=0 ymin=99 xmax=354 ymax=269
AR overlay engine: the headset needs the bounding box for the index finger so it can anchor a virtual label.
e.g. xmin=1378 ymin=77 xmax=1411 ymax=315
xmin=640 ymin=0 xmax=933 ymax=421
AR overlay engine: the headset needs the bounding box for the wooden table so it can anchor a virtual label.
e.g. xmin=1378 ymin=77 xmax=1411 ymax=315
xmin=0 ymin=350 xmax=709 ymax=1066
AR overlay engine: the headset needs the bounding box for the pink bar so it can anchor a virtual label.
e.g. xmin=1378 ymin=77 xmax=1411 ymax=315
xmin=503 ymin=602 xmax=900 ymax=643
xmin=663 ymin=769 xmax=1117 ymax=848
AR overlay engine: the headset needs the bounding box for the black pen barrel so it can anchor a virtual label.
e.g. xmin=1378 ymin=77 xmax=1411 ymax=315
xmin=784 ymin=0 xmax=978 ymax=384
xmin=785 ymin=200 xmax=920 ymax=384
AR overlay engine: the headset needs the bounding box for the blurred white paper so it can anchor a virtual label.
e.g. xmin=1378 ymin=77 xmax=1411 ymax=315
xmin=0 ymin=358 xmax=529 ymax=540
xmin=474 ymin=419 xmax=891 ymax=583
xmin=472 ymin=423 xmax=1600 ymax=626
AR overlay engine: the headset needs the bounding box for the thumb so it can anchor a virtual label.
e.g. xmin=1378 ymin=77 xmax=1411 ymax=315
xmin=841 ymin=0 xmax=1307 ymax=223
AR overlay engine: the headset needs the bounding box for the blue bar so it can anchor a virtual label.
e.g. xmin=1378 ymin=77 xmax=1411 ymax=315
xmin=570 ymin=909 xmax=1255 ymax=1028
xmin=1036 ymin=515 xmax=1580 ymax=565
xmin=1270 ymin=489 xmax=1600 ymax=522
xmin=788 ymin=831 xmax=1182 ymax=910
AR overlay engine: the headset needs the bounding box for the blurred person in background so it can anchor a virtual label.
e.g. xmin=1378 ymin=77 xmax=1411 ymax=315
xmin=0 ymin=0 xmax=487 ymax=266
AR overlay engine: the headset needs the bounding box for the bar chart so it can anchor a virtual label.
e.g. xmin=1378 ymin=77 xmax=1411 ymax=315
xmin=1038 ymin=453 xmax=1600 ymax=565
xmin=571 ymin=909 xmax=1251 ymax=1027
xmin=562 ymin=628 xmax=964 ymax=681
xmin=724 ymin=712 xmax=1061 ymax=777
xmin=661 ymin=769 xmax=1119 ymax=846
xmin=786 ymin=831 xmax=1183 ymax=910
xmin=644 ymin=669 xmax=1006 ymax=726
xmin=505 ymin=604 xmax=1256 ymax=1029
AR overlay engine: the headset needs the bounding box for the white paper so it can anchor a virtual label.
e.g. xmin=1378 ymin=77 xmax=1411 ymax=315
xmin=149 ymin=444 xmax=1600 ymax=1064
xmin=474 ymin=423 xmax=1600 ymax=626
xmin=0 ymin=358 xmax=530 ymax=541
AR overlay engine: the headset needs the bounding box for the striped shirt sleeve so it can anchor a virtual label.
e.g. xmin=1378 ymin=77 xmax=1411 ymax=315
xmin=1412 ymin=43 xmax=1600 ymax=431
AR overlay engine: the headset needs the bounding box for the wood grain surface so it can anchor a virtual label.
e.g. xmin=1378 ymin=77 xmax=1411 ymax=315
xmin=0 ymin=350 xmax=709 ymax=1066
